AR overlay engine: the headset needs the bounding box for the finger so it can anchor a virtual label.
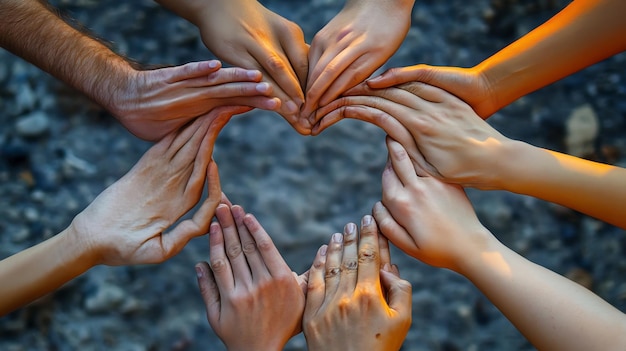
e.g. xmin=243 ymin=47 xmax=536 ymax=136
xmin=387 ymin=137 xmax=420 ymax=186
xmin=230 ymin=205 xmax=270 ymax=281
xmin=209 ymin=221 xmax=235 ymax=292
xmin=380 ymin=268 xmax=412 ymax=316
xmin=163 ymin=60 xmax=222 ymax=83
xmin=338 ymin=222 xmax=359 ymax=292
xmin=278 ymin=24 xmax=309 ymax=89
xmin=242 ymin=213 xmax=292 ymax=276
xmin=220 ymin=192 xmax=232 ymax=207
xmin=204 ymin=67 xmax=263 ymax=86
xmin=356 ymin=215 xmax=381 ymax=285
xmin=195 ymin=262 xmax=221 ymax=327
xmin=323 ymin=232 xmax=344 ymax=298
xmin=318 ymin=54 xmax=378 ymax=107
xmin=397 ymin=81 xmax=448 ymax=103
xmin=215 ymin=204 xmax=252 ymax=286
xmin=378 ymin=229 xmax=392 ymax=271
xmin=209 ymin=96 xmax=281 ymax=112
xmin=304 ymin=245 xmax=327 ymax=319
xmin=166 ymin=113 xmax=211 ymax=162
xmin=296 ymin=270 xmax=310 ymax=296
xmin=188 ymin=160 xmax=222 ymax=230
xmin=372 ymin=202 xmax=417 ymax=258
xmin=366 ymin=65 xmax=423 ymax=89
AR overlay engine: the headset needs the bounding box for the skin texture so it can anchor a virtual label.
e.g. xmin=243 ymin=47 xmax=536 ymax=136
xmin=0 ymin=0 xmax=278 ymax=141
xmin=303 ymin=216 xmax=412 ymax=351
xmin=195 ymin=204 xmax=308 ymax=351
xmin=155 ymin=0 xmax=311 ymax=134
xmin=311 ymin=83 xmax=626 ymax=230
xmin=301 ymin=0 xmax=414 ymax=124
xmin=375 ymin=138 xmax=626 ymax=351
xmin=0 ymin=106 xmax=244 ymax=316
xmin=365 ymin=0 xmax=626 ymax=119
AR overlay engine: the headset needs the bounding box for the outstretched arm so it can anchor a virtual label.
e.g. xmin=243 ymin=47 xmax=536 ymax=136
xmin=374 ymin=139 xmax=626 ymax=351
xmin=0 ymin=0 xmax=278 ymax=141
xmin=313 ymin=83 xmax=626 ymax=229
xmin=366 ymin=0 xmax=626 ymax=118
xmin=0 ymin=106 xmax=243 ymax=316
xmin=155 ymin=0 xmax=311 ymax=134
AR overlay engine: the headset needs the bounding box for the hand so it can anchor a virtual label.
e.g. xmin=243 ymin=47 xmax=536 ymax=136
xmin=302 ymin=0 xmax=414 ymax=125
xmin=195 ymin=204 xmax=307 ymax=351
xmin=312 ymin=83 xmax=511 ymax=189
xmin=373 ymin=138 xmax=490 ymax=272
xmin=366 ymin=64 xmax=498 ymax=118
xmin=303 ymin=215 xmax=412 ymax=351
xmin=111 ymin=60 xmax=280 ymax=141
xmin=191 ymin=0 xmax=310 ymax=134
xmin=70 ymin=106 xmax=249 ymax=266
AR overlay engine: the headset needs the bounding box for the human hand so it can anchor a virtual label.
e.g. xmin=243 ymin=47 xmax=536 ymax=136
xmin=366 ymin=64 xmax=498 ymax=118
xmin=70 ymin=106 xmax=248 ymax=266
xmin=312 ymin=82 xmax=511 ymax=189
xmin=191 ymin=0 xmax=310 ymax=134
xmin=195 ymin=204 xmax=307 ymax=351
xmin=301 ymin=0 xmax=414 ymax=125
xmin=373 ymin=138 xmax=491 ymax=272
xmin=111 ymin=60 xmax=280 ymax=141
xmin=303 ymin=215 xmax=412 ymax=351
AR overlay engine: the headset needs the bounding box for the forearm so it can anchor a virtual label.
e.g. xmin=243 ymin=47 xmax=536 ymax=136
xmin=0 ymin=0 xmax=133 ymax=113
xmin=476 ymin=0 xmax=626 ymax=112
xmin=459 ymin=237 xmax=626 ymax=351
xmin=496 ymin=139 xmax=626 ymax=229
xmin=0 ymin=226 xmax=96 ymax=316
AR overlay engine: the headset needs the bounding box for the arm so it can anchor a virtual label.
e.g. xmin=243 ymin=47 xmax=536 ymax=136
xmin=0 ymin=106 xmax=241 ymax=316
xmin=0 ymin=0 xmax=278 ymax=141
xmin=303 ymin=215 xmax=412 ymax=351
xmin=301 ymin=0 xmax=414 ymax=123
xmin=155 ymin=0 xmax=311 ymax=134
xmin=366 ymin=0 xmax=626 ymax=118
xmin=195 ymin=203 xmax=307 ymax=351
xmin=312 ymin=83 xmax=626 ymax=229
xmin=373 ymin=138 xmax=626 ymax=351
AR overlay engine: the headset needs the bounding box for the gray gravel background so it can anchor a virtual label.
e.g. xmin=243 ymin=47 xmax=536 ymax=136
xmin=1 ymin=0 xmax=625 ymax=350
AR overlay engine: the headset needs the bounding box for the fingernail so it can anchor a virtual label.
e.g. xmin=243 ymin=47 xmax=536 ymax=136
xmin=367 ymin=76 xmax=381 ymax=83
xmin=383 ymin=263 xmax=391 ymax=272
xmin=255 ymin=82 xmax=270 ymax=93
xmin=362 ymin=215 xmax=373 ymax=226
xmin=208 ymin=60 xmax=219 ymax=68
xmin=285 ymin=100 xmax=299 ymax=114
xmin=332 ymin=232 xmax=343 ymax=243
xmin=346 ymin=223 xmax=356 ymax=235
xmin=195 ymin=265 xmax=203 ymax=279
xmin=247 ymin=70 xmax=260 ymax=79
xmin=320 ymin=245 xmax=328 ymax=256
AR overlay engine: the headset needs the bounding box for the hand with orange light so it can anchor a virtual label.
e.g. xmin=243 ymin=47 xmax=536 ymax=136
xmin=366 ymin=0 xmax=626 ymax=119
xmin=303 ymin=215 xmax=412 ymax=351
xmin=374 ymin=138 xmax=626 ymax=351
xmin=301 ymin=0 xmax=414 ymax=125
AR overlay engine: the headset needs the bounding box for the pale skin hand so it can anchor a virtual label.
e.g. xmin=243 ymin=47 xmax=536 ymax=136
xmin=195 ymin=204 xmax=307 ymax=351
xmin=73 ymin=106 xmax=248 ymax=266
xmin=301 ymin=0 xmax=414 ymax=124
xmin=0 ymin=106 xmax=243 ymax=315
xmin=375 ymin=139 xmax=626 ymax=351
xmin=303 ymin=215 xmax=412 ymax=351
xmin=315 ymin=83 xmax=626 ymax=229
xmin=0 ymin=0 xmax=278 ymax=141
xmin=155 ymin=0 xmax=311 ymax=134
xmin=366 ymin=0 xmax=626 ymax=118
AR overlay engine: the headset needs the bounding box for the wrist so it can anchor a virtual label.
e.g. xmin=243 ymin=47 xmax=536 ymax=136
xmin=66 ymin=214 xmax=103 ymax=267
xmin=453 ymin=227 xmax=500 ymax=278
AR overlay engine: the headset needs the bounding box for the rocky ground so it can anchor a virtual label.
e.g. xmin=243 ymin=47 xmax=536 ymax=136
xmin=1 ymin=0 xmax=625 ymax=350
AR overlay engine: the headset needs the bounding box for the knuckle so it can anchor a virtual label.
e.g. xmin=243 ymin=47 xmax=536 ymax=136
xmin=226 ymin=244 xmax=243 ymax=259
xmin=265 ymin=55 xmax=287 ymax=72
xmin=255 ymin=237 xmax=274 ymax=252
xmin=242 ymin=241 xmax=257 ymax=255
xmin=209 ymin=258 xmax=227 ymax=272
xmin=341 ymin=259 xmax=358 ymax=272
xmin=325 ymin=266 xmax=341 ymax=279
xmin=358 ymin=247 xmax=377 ymax=264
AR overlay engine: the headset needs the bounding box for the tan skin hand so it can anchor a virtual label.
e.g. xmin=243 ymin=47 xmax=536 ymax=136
xmin=196 ymin=204 xmax=307 ymax=351
xmin=366 ymin=64 xmax=498 ymax=119
xmin=112 ymin=61 xmax=280 ymax=141
xmin=71 ymin=106 xmax=248 ymax=266
xmin=311 ymin=82 xmax=510 ymax=189
xmin=303 ymin=215 xmax=412 ymax=351
xmin=302 ymin=0 xmax=413 ymax=124
xmin=189 ymin=0 xmax=310 ymax=134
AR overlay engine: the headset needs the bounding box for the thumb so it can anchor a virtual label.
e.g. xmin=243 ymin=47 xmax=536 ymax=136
xmin=380 ymin=268 xmax=412 ymax=315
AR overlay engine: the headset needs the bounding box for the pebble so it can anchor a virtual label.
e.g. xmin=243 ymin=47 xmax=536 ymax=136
xmin=15 ymin=111 xmax=50 ymax=138
xmin=565 ymin=104 xmax=599 ymax=157
xmin=84 ymin=284 xmax=127 ymax=313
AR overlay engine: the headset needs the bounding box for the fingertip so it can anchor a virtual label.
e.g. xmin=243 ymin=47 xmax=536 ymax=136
xmin=207 ymin=60 xmax=221 ymax=70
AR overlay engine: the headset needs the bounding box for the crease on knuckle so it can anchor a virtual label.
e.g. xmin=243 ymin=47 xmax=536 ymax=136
xmin=209 ymin=258 xmax=227 ymax=273
xmin=358 ymin=247 xmax=377 ymax=264
xmin=266 ymin=55 xmax=287 ymax=73
xmin=242 ymin=241 xmax=257 ymax=255
xmin=255 ymin=237 xmax=274 ymax=252
xmin=226 ymin=244 xmax=242 ymax=259
xmin=325 ymin=266 xmax=341 ymax=279
xmin=341 ymin=259 xmax=358 ymax=273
